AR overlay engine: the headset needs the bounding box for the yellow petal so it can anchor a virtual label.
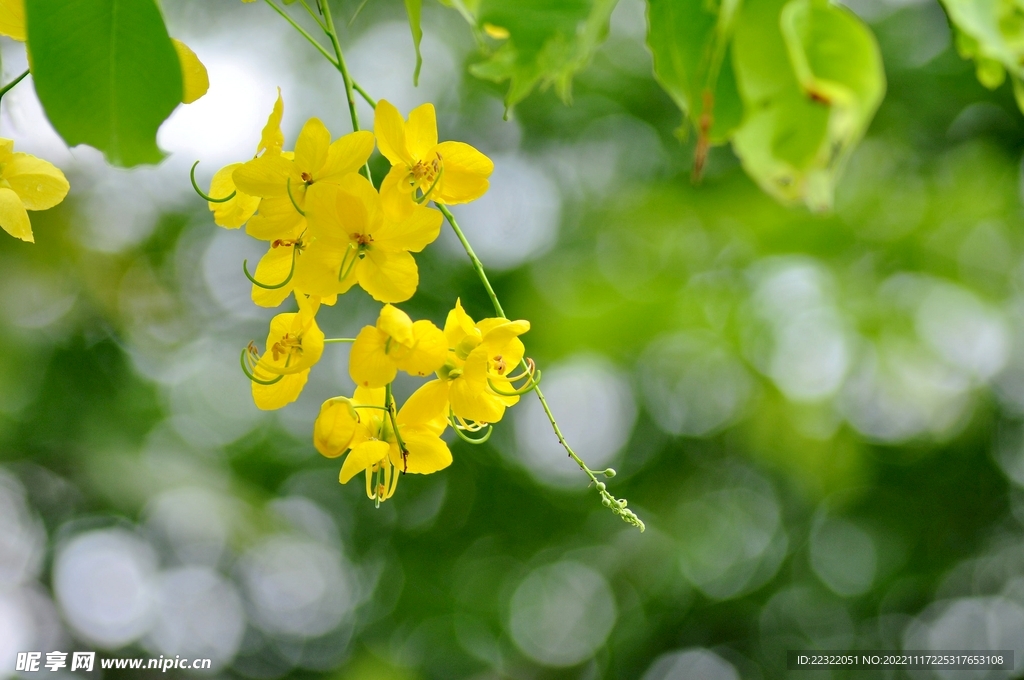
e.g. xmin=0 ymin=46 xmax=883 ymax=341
xmin=0 ymin=186 xmax=31 ymax=242
xmin=354 ymin=386 xmax=386 ymax=407
xmin=377 ymin=304 xmax=415 ymax=346
xmin=434 ymin=141 xmax=493 ymax=205
xmin=314 ymin=398 xmax=359 ymax=458
xmin=318 ymin=130 xmax=375 ymax=183
xmin=233 ymin=153 xmax=296 ymax=198
xmin=291 ymin=238 xmax=357 ymax=299
xmin=401 ymin=427 xmax=452 ymax=475
xmin=482 ymin=319 xmax=530 ymax=352
xmin=307 ymin=175 xmax=379 ymax=247
xmin=349 ymin=326 xmax=398 ymax=389
xmin=406 ymin=103 xmax=438 ymax=160
xmin=245 ymin=196 xmax=304 ymax=240
xmin=0 ymin=0 xmax=25 ymax=41
xmin=394 ymin=320 xmax=447 ymax=378
xmin=500 ymin=337 xmax=525 ymax=370
xmin=250 ymin=246 xmax=295 ymax=308
xmin=397 ymin=379 xmax=450 ymax=433
xmin=373 ymin=203 xmax=442 ymax=253
xmin=209 ymin=163 xmax=260 ymax=228
xmin=340 ymin=440 xmax=390 ymax=484
xmin=380 ymin=164 xmax=417 ymax=219
xmin=449 ymin=372 xmax=507 ymax=424
xmin=295 ymin=291 xmax=322 ymax=324
xmin=4 ymin=152 xmax=69 ymax=210
xmin=338 ymin=172 xmax=382 ymax=233
xmin=172 ymin=39 xmax=209 ymax=104
xmin=304 ymin=182 xmax=347 ymax=247
xmin=252 ymin=371 xmax=308 ymax=410
xmin=374 ymin=99 xmax=412 ymax=166
xmin=258 ymin=88 xmax=285 ymax=155
xmin=357 ymin=247 xmax=418 ymax=303
xmin=444 ymin=298 xmax=480 ymax=349
xmin=295 ymin=117 xmax=331 ymax=176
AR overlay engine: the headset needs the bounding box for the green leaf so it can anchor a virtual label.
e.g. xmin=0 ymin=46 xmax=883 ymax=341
xmin=25 ymin=0 xmax=183 ymax=168
xmin=940 ymin=0 xmax=1024 ymax=107
xmin=466 ymin=0 xmax=619 ymax=113
xmin=646 ymin=0 xmax=744 ymax=175
xmin=405 ymin=0 xmax=423 ymax=86
xmin=731 ymin=0 xmax=885 ymax=211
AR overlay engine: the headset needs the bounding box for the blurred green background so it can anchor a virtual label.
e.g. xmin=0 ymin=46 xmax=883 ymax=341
xmin=1 ymin=0 xmax=1024 ymax=678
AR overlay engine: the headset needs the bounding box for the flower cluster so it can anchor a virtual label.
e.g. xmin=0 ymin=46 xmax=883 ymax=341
xmin=207 ymin=94 xmax=542 ymax=504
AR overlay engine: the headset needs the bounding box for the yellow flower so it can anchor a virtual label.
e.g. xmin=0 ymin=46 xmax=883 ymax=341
xmin=374 ymin=99 xmax=494 ymax=209
xmin=250 ymin=294 xmax=325 ymax=410
xmin=208 ymin=90 xmax=285 ymax=229
xmin=349 ymin=304 xmax=447 ymax=388
xmin=296 ymin=173 xmax=442 ymax=303
xmin=0 ymin=0 xmax=24 ymax=41
xmin=317 ymin=383 xmax=452 ymax=503
xmin=232 ymin=117 xmax=374 ymax=222
xmin=416 ymin=299 xmax=530 ymax=425
xmin=172 ymin=39 xmax=209 ymax=104
xmin=245 ymin=221 xmax=308 ymax=308
xmin=0 ymin=139 xmax=69 ymax=243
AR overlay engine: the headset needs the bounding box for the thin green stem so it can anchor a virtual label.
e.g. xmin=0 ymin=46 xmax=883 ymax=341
xmin=324 ymin=337 xmax=356 ymax=343
xmin=533 ymin=386 xmax=598 ymax=483
xmin=319 ymin=0 xmax=372 ymax=182
xmin=263 ymin=0 xmax=338 ymax=66
xmin=0 ymin=68 xmax=29 ymax=102
xmin=352 ymin=81 xmax=377 ymax=109
xmin=532 ymin=380 xmax=643 ymax=530
xmin=438 ymin=205 xmax=505 ymax=318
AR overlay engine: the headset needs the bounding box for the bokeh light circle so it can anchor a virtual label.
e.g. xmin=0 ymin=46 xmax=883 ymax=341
xmin=508 ymin=561 xmax=617 ymax=667
xmin=53 ymin=528 xmax=158 ymax=648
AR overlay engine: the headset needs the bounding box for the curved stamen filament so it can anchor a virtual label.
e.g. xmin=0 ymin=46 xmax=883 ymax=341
xmin=505 ymin=357 xmax=537 ymax=382
xmin=286 ymin=176 xmax=307 ymax=216
xmin=450 ymin=410 xmax=487 ymax=432
xmin=239 ymin=346 xmax=284 ymax=385
xmin=191 ymin=161 xmax=237 ymax=203
xmin=488 ymin=364 xmax=542 ymax=397
xmin=243 ymin=246 xmax=298 ymax=290
xmin=449 ymin=412 xmax=493 ymax=444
